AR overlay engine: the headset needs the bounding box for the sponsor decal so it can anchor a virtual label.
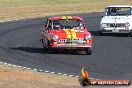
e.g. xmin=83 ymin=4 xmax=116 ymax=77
xmin=72 ymin=29 xmax=84 ymax=32
xmin=61 ymin=16 xmax=72 ymax=19
xmin=58 ymin=38 xmax=83 ymax=44
xmin=79 ymin=67 xmax=131 ymax=86
xmin=63 ymin=29 xmax=77 ymax=46
xmin=63 ymin=29 xmax=71 ymax=38
xmin=61 ymin=16 xmax=67 ymax=19
xmin=63 ymin=29 xmax=77 ymax=39
xmin=70 ymin=29 xmax=77 ymax=39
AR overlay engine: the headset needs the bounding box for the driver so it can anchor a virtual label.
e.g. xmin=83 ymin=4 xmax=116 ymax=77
xmin=77 ymin=21 xmax=84 ymax=29
xmin=53 ymin=20 xmax=61 ymax=29
xmin=110 ymin=7 xmax=117 ymax=15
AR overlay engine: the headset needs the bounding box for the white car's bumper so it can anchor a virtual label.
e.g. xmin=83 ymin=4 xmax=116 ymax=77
xmin=100 ymin=28 xmax=131 ymax=33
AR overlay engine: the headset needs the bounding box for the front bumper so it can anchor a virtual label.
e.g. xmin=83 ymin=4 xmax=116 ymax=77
xmin=51 ymin=44 xmax=91 ymax=50
xmin=100 ymin=28 xmax=131 ymax=33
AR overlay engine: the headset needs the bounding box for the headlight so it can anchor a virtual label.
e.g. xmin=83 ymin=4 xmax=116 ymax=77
xmin=101 ymin=23 xmax=107 ymax=28
xmin=52 ymin=35 xmax=58 ymax=41
xmin=125 ymin=22 xmax=130 ymax=27
xmin=85 ymin=35 xmax=91 ymax=40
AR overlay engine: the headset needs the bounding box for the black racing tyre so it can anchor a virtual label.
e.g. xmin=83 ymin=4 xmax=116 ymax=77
xmin=85 ymin=48 xmax=92 ymax=55
xmin=47 ymin=41 xmax=52 ymax=53
xmin=41 ymin=39 xmax=48 ymax=51
xmin=43 ymin=44 xmax=48 ymax=51
xmin=129 ymin=31 xmax=132 ymax=37
xmin=100 ymin=31 xmax=105 ymax=36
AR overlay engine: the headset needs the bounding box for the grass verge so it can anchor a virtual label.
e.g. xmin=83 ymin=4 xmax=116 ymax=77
xmin=0 ymin=0 xmax=132 ymax=20
xmin=0 ymin=64 xmax=132 ymax=88
xmin=0 ymin=64 xmax=80 ymax=88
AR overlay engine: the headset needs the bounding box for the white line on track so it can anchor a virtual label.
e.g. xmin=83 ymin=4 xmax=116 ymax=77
xmin=0 ymin=61 xmax=97 ymax=79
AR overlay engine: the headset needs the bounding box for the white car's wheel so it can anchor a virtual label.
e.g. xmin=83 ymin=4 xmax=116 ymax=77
xmin=99 ymin=31 xmax=104 ymax=36
xmin=130 ymin=31 xmax=132 ymax=37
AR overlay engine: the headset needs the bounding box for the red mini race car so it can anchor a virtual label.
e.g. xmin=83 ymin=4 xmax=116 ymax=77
xmin=40 ymin=16 xmax=92 ymax=55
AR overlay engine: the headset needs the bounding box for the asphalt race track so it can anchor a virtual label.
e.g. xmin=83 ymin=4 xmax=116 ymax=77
xmin=0 ymin=12 xmax=132 ymax=80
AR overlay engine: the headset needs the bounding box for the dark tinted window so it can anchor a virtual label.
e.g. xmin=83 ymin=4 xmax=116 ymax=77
xmin=107 ymin=7 xmax=131 ymax=16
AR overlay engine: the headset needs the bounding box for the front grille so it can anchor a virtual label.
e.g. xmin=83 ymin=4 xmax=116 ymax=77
xmin=58 ymin=38 xmax=84 ymax=44
xmin=107 ymin=23 xmax=125 ymax=27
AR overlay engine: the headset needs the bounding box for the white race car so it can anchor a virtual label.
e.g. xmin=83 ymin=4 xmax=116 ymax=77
xmin=100 ymin=5 xmax=132 ymax=36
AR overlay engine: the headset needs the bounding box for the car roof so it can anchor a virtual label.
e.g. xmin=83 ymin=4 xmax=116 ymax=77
xmin=49 ymin=16 xmax=83 ymax=20
xmin=106 ymin=5 xmax=132 ymax=8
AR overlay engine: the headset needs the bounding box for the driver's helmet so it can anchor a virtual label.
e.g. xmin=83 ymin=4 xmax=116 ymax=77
xmin=79 ymin=22 xmax=83 ymax=27
xmin=53 ymin=20 xmax=61 ymax=29
xmin=111 ymin=8 xmax=117 ymax=13
xmin=110 ymin=8 xmax=117 ymax=15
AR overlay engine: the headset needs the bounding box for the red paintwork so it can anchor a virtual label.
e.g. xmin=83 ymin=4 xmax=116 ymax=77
xmin=43 ymin=16 xmax=92 ymax=49
xmin=49 ymin=29 xmax=90 ymax=39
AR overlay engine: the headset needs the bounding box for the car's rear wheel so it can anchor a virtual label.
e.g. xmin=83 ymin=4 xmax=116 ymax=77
xmin=85 ymin=48 xmax=92 ymax=55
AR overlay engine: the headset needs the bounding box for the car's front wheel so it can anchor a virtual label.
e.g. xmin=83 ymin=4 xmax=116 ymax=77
xmin=40 ymin=39 xmax=48 ymax=51
xmin=100 ymin=31 xmax=105 ymax=36
xmin=85 ymin=48 xmax=92 ymax=55
xmin=129 ymin=30 xmax=132 ymax=37
xmin=47 ymin=41 xmax=52 ymax=53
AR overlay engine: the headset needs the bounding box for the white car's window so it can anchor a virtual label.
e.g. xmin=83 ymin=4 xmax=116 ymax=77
xmin=106 ymin=7 xmax=131 ymax=16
